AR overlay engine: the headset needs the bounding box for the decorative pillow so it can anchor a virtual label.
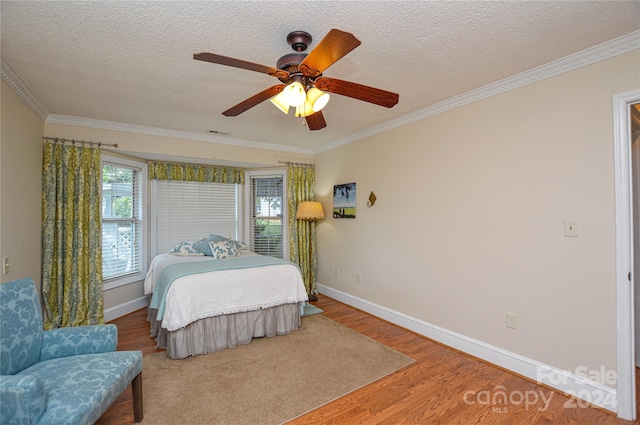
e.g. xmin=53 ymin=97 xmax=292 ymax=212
xmin=233 ymin=240 xmax=248 ymax=251
xmin=194 ymin=234 xmax=229 ymax=256
xmin=168 ymin=240 xmax=204 ymax=256
xmin=208 ymin=239 xmax=239 ymax=259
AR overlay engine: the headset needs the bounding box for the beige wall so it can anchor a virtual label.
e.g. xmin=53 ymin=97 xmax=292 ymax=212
xmin=1 ymin=80 xmax=44 ymax=288
xmin=43 ymin=123 xmax=313 ymax=310
xmin=315 ymin=51 xmax=640 ymax=381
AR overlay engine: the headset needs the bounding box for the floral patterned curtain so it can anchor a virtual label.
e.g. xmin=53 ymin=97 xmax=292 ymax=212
xmin=287 ymin=165 xmax=318 ymax=300
xmin=41 ymin=142 xmax=103 ymax=329
xmin=148 ymin=161 xmax=244 ymax=184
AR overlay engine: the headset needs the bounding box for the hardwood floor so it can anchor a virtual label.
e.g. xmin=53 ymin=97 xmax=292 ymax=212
xmin=97 ymin=295 xmax=639 ymax=424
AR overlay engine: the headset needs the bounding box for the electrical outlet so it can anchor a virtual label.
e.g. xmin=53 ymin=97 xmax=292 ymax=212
xmin=564 ymin=219 xmax=579 ymax=237
xmin=334 ymin=268 xmax=339 ymax=278
xmin=2 ymin=257 xmax=9 ymax=275
xmin=355 ymin=273 xmax=361 ymax=284
xmin=506 ymin=312 xmax=518 ymax=330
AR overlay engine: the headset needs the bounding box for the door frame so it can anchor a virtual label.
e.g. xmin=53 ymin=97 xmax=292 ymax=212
xmin=614 ymin=89 xmax=640 ymax=421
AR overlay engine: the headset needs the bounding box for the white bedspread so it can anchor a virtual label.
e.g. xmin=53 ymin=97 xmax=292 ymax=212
xmin=144 ymin=252 xmax=308 ymax=331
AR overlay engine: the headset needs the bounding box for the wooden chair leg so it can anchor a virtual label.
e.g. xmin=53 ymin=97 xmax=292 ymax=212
xmin=132 ymin=372 xmax=143 ymax=423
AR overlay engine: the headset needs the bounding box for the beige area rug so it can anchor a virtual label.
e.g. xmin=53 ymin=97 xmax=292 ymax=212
xmin=138 ymin=315 xmax=414 ymax=425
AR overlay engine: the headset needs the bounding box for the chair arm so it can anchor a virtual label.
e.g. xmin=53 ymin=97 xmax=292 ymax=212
xmin=0 ymin=375 xmax=47 ymax=425
xmin=40 ymin=324 xmax=118 ymax=361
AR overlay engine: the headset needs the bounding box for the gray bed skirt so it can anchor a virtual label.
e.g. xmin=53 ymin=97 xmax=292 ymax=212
xmin=147 ymin=303 xmax=302 ymax=359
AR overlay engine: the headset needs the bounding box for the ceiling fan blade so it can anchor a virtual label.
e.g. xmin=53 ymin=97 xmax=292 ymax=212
xmin=194 ymin=52 xmax=289 ymax=79
xmin=305 ymin=111 xmax=327 ymax=130
xmin=222 ymin=85 xmax=285 ymax=116
xmin=299 ymin=29 xmax=361 ymax=77
xmin=315 ymin=77 xmax=399 ymax=108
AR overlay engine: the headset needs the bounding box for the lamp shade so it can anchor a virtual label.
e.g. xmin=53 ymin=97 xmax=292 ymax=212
xmin=270 ymin=91 xmax=290 ymax=114
xmin=295 ymin=201 xmax=325 ymax=221
xmin=281 ymin=81 xmax=306 ymax=107
xmin=306 ymin=87 xmax=330 ymax=112
xmin=294 ymin=100 xmax=314 ymax=118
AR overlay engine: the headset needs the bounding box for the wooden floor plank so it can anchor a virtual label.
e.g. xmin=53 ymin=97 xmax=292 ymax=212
xmin=97 ymin=295 xmax=638 ymax=424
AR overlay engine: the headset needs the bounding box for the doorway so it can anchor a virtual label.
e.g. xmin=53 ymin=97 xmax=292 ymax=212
xmin=633 ymin=104 xmax=640 ymax=368
xmin=614 ymin=89 xmax=640 ymax=421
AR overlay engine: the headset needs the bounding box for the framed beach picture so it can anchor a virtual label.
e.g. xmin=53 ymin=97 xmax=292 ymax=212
xmin=333 ymin=182 xmax=356 ymax=218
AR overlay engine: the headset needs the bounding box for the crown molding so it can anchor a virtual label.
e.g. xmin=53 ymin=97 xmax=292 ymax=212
xmin=1 ymin=54 xmax=312 ymax=155
xmin=315 ymin=30 xmax=640 ymax=154
xmin=45 ymin=114 xmax=314 ymax=155
xmin=0 ymin=56 xmax=49 ymax=120
xmin=3 ymin=30 xmax=638 ymax=155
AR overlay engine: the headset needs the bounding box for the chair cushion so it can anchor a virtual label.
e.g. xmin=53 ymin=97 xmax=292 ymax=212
xmin=40 ymin=324 xmax=117 ymax=361
xmin=0 ymin=278 xmax=44 ymax=375
xmin=17 ymin=351 xmax=142 ymax=425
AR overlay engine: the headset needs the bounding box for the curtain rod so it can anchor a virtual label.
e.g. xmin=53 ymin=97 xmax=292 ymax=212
xmin=278 ymin=161 xmax=314 ymax=168
xmin=43 ymin=137 xmax=118 ymax=149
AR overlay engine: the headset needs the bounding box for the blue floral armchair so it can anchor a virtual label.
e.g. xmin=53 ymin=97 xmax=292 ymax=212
xmin=0 ymin=278 xmax=143 ymax=424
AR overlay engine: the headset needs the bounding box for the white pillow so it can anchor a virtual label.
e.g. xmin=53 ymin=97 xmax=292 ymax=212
xmin=194 ymin=234 xmax=229 ymax=256
xmin=209 ymin=239 xmax=239 ymax=259
xmin=168 ymin=240 xmax=205 ymax=256
xmin=233 ymin=240 xmax=248 ymax=251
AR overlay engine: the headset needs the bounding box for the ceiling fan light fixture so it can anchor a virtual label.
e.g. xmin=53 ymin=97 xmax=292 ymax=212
xmin=295 ymin=100 xmax=314 ymax=118
xmin=306 ymin=87 xmax=330 ymax=112
xmin=270 ymin=91 xmax=290 ymax=114
xmin=282 ymin=81 xmax=306 ymax=107
xmin=195 ymin=29 xmax=398 ymax=131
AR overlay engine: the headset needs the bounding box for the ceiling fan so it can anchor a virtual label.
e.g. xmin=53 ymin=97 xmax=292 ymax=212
xmin=194 ymin=29 xmax=399 ymax=130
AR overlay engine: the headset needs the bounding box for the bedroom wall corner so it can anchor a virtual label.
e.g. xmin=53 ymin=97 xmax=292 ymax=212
xmin=0 ymin=79 xmax=44 ymax=290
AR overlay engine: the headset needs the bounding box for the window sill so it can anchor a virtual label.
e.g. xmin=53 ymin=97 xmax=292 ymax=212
xmin=103 ymin=272 xmax=145 ymax=291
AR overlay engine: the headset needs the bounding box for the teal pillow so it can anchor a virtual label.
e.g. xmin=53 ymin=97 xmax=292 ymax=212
xmin=209 ymin=240 xmax=239 ymax=259
xmin=194 ymin=234 xmax=230 ymax=256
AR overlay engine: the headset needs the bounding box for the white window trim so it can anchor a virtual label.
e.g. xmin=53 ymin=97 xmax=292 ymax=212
xmin=244 ymin=169 xmax=289 ymax=260
xmin=101 ymin=154 xmax=148 ymax=290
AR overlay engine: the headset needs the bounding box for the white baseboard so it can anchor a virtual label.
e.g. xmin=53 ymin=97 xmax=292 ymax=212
xmin=104 ymin=296 xmax=148 ymax=322
xmin=318 ymin=283 xmax=617 ymax=413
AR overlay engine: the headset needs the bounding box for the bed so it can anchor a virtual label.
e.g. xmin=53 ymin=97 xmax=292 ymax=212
xmin=144 ymin=238 xmax=309 ymax=359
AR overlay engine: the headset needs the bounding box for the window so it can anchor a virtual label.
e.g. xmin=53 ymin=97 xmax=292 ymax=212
xmin=247 ymin=172 xmax=287 ymax=259
xmin=101 ymin=156 xmax=146 ymax=289
xmin=151 ymin=180 xmax=240 ymax=256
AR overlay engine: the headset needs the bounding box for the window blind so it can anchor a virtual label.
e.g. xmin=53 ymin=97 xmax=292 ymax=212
xmin=250 ymin=176 xmax=284 ymax=258
xmin=154 ymin=180 xmax=238 ymax=255
xmin=102 ymin=162 xmax=143 ymax=280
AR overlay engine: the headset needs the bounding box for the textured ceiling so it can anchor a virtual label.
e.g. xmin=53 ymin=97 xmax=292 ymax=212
xmin=1 ymin=1 xmax=639 ymax=155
